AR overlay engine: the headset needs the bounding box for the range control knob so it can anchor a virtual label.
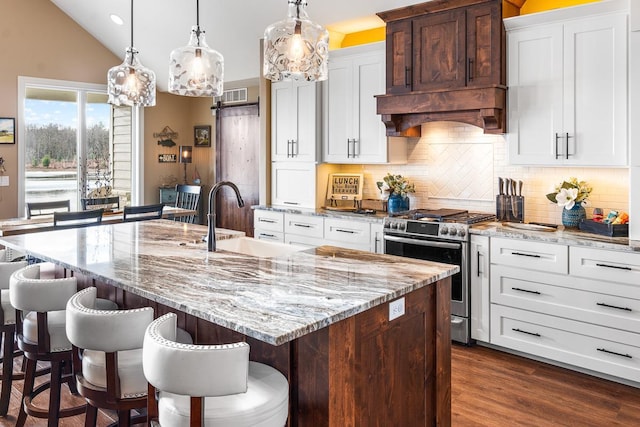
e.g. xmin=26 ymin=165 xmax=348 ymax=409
xmin=440 ymin=226 xmax=448 ymax=235
xmin=458 ymin=228 xmax=467 ymax=237
xmin=398 ymin=222 xmax=406 ymax=231
xmin=391 ymin=222 xmax=398 ymax=229
xmin=384 ymin=222 xmax=390 ymax=228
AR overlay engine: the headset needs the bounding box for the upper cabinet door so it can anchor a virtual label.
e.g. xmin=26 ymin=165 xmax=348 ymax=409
xmin=507 ymin=1 xmax=628 ymax=166
xmin=385 ymin=19 xmax=413 ymax=94
xmin=271 ymin=80 xmax=320 ymax=162
xmin=562 ymin=13 xmax=628 ymax=166
xmin=412 ymin=9 xmax=466 ymax=92
xmin=466 ymin=2 xmax=502 ymax=88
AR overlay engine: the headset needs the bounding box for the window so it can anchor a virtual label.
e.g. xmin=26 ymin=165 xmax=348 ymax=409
xmin=18 ymin=77 xmax=134 ymax=215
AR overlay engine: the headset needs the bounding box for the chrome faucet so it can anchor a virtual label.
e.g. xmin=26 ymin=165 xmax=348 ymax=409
xmin=207 ymin=181 xmax=245 ymax=252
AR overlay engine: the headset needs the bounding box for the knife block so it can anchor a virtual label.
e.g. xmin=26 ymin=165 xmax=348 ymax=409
xmin=496 ymin=195 xmax=524 ymax=223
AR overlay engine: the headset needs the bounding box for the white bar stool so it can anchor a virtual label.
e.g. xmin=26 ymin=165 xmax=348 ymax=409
xmin=9 ymin=263 xmax=87 ymax=426
xmin=142 ymin=313 xmax=290 ymax=427
xmin=66 ymin=287 xmax=153 ymax=426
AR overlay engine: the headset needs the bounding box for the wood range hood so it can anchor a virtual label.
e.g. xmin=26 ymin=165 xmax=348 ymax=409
xmin=375 ymin=0 xmax=525 ymax=136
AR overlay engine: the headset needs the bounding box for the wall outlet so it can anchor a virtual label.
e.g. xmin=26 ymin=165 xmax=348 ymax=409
xmin=389 ymin=297 xmax=405 ymax=321
xmin=0 ymin=176 xmax=8 ymax=187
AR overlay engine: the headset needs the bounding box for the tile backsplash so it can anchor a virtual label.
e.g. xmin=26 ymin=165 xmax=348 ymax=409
xmin=339 ymin=121 xmax=629 ymax=225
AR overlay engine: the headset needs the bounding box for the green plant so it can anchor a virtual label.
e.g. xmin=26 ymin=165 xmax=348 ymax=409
xmin=376 ymin=173 xmax=416 ymax=197
xmin=546 ymin=177 xmax=592 ymax=210
xmin=41 ymin=154 xmax=51 ymax=168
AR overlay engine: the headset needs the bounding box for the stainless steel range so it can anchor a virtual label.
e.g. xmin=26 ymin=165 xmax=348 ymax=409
xmin=383 ymin=208 xmax=495 ymax=344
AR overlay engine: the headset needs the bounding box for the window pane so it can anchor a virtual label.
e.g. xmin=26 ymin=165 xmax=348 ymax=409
xmin=85 ymin=93 xmax=112 ymax=199
xmin=24 ymin=88 xmax=79 ymax=210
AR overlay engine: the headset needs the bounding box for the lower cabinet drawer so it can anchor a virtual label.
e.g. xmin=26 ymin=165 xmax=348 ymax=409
xmin=570 ymin=246 xmax=640 ymax=286
xmin=491 ymin=237 xmax=568 ymax=274
xmin=253 ymin=210 xmax=284 ymax=233
xmin=324 ymin=218 xmax=370 ymax=246
xmin=284 ymin=234 xmax=324 ymax=248
xmin=254 ymin=230 xmax=284 ymax=242
xmin=491 ymin=305 xmax=640 ymax=383
xmin=284 ymin=214 xmax=324 ymax=239
xmin=490 ymin=264 xmax=640 ymax=334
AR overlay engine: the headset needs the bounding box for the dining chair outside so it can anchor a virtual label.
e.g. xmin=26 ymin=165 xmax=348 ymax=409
xmin=26 ymin=200 xmax=71 ymax=219
xmin=81 ymin=196 xmax=120 ymax=211
xmin=123 ymin=204 xmax=164 ymax=222
xmin=53 ymin=209 xmax=104 ymax=230
xmin=174 ymin=185 xmax=201 ymax=224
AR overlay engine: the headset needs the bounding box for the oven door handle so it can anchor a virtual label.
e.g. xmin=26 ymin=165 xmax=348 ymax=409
xmin=383 ymin=235 xmax=462 ymax=250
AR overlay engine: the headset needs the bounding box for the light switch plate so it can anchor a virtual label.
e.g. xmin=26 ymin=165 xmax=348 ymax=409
xmin=389 ymin=297 xmax=405 ymax=321
xmin=0 ymin=176 xmax=8 ymax=187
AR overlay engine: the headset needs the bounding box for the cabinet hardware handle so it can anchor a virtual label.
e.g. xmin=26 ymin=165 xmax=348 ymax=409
xmin=511 ymin=252 xmax=541 ymax=258
xmin=597 ymin=302 xmax=632 ymax=312
xmin=259 ymin=233 xmax=277 ymax=239
xmin=477 ymin=251 xmax=481 ymax=277
xmin=467 ymin=58 xmax=474 ymax=82
xmin=597 ymin=348 xmax=632 ymax=359
xmin=293 ymin=139 xmax=298 ymax=157
xmin=346 ymin=138 xmax=352 ymax=158
xmin=405 ymin=67 xmax=411 ymax=88
xmin=283 ymin=202 xmax=299 ymax=205
xmin=512 ymin=287 xmax=541 ymax=295
xmin=512 ymin=328 xmax=541 ymax=337
xmin=293 ymin=223 xmax=311 ymax=228
xmin=353 ymin=139 xmax=359 ymax=157
xmin=259 ymin=219 xmax=277 ymax=224
xmin=375 ymin=236 xmax=380 ymax=253
xmin=555 ymin=133 xmax=562 ymax=159
xmin=595 ymin=263 xmax=632 ymax=271
xmin=565 ymin=132 xmax=571 ymax=159
xmin=335 ymin=229 xmax=356 ymax=234
xmin=287 ymin=139 xmax=291 ymax=158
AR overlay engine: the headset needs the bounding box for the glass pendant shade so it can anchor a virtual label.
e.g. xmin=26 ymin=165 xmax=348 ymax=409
xmin=169 ymin=27 xmax=224 ymax=97
xmin=263 ymin=0 xmax=329 ymax=82
xmin=108 ymin=48 xmax=156 ymax=107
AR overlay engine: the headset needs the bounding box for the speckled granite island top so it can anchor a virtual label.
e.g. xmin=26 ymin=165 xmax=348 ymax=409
xmin=472 ymin=222 xmax=640 ymax=253
xmin=0 ymin=219 xmax=458 ymax=346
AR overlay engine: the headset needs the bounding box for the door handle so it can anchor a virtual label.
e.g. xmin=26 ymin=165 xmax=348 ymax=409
xmin=467 ymin=58 xmax=474 ymax=82
xmin=405 ymin=67 xmax=411 ymax=88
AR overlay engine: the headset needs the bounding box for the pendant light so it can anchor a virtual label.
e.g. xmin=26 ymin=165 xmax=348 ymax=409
xmin=169 ymin=0 xmax=224 ymax=97
xmin=263 ymin=0 xmax=329 ymax=82
xmin=107 ymin=0 xmax=156 ymax=107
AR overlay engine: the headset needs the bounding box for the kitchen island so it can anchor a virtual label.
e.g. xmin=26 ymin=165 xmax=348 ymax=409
xmin=0 ymin=219 xmax=457 ymax=426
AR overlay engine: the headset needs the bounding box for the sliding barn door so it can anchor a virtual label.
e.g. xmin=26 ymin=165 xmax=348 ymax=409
xmin=215 ymin=103 xmax=259 ymax=237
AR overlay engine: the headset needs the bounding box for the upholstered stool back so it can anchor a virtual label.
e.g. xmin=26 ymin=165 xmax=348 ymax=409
xmin=0 ymin=260 xmax=28 ymax=325
xmin=143 ymin=313 xmax=289 ymax=427
xmin=66 ymin=287 xmax=153 ymax=426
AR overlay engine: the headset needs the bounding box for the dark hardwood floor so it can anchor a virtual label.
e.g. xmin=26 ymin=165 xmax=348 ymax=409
xmin=452 ymin=344 xmax=640 ymax=426
xmin=0 ymin=344 xmax=638 ymax=426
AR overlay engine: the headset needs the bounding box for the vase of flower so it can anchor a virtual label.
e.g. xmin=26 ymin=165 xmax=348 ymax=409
xmin=546 ymin=177 xmax=592 ymax=227
xmin=561 ymin=203 xmax=586 ymax=228
xmin=387 ymin=193 xmax=410 ymax=214
xmin=377 ymin=173 xmax=415 ymax=214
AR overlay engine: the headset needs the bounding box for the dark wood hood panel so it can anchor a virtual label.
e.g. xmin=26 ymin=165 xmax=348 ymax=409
xmin=376 ymin=86 xmax=506 ymax=135
xmin=376 ymin=0 xmax=516 ymax=135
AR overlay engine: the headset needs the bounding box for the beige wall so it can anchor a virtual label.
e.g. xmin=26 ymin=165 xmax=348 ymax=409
xmin=0 ymin=0 xmax=120 ymax=218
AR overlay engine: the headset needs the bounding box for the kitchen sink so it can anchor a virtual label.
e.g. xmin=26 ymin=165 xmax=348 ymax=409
xmin=501 ymin=222 xmax=558 ymax=232
xmin=215 ymin=237 xmax=306 ymax=258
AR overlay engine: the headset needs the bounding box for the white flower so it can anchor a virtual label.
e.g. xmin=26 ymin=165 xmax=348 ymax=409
xmin=555 ymin=188 xmax=578 ymax=210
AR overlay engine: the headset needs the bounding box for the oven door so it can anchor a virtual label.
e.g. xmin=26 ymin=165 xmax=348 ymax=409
xmin=383 ymin=234 xmax=468 ymax=319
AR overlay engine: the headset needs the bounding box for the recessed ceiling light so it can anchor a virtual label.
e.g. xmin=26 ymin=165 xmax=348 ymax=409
xmin=110 ymin=14 xmax=124 ymax=26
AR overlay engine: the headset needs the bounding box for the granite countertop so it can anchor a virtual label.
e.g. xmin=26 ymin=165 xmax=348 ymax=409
xmin=472 ymin=222 xmax=640 ymax=253
xmin=0 ymin=219 xmax=458 ymax=346
xmin=252 ymin=204 xmax=387 ymax=224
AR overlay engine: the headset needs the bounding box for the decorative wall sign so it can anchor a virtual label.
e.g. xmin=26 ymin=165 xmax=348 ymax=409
xmin=158 ymin=153 xmax=177 ymax=163
xmin=154 ymin=126 xmax=179 ymax=148
xmin=326 ymin=173 xmax=363 ymax=201
xmin=0 ymin=118 xmax=15 ymax=144
xmin=194 ymin=125 xmax=211 ymax=147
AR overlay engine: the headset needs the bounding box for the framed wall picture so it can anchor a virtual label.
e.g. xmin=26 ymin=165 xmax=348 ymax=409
xmin=0 ymin=118 xmax=15 ymax=144
xmin=194 ymin=125 xmax=211 ymax=147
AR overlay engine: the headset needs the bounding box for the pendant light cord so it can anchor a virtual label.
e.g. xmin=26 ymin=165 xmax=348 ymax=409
xmin=196 ymin=0 xmax=200 ymax=28
xmin=130 ymin=0 xmax=134 ymax=48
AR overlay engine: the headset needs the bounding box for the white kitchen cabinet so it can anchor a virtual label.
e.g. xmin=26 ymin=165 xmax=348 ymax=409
xmin=324 ymin=218 xmax=371 ymax=252
xmin=323 ymin=42 xmax=407 ymax=164
xmin=254 ymin=210 xmax=285 ymax=242
xmin=506 ymin=1 xmax=628 ymax=166
xmin=470 ymin=235 xmax=490 ymax=342
xmin=271 ymin=80 xmax=320 ymax=162
xmin=271 ymin=162 xmax=316 ymax=209
xmin=488 ymin=234 xmax=640 ymax=385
